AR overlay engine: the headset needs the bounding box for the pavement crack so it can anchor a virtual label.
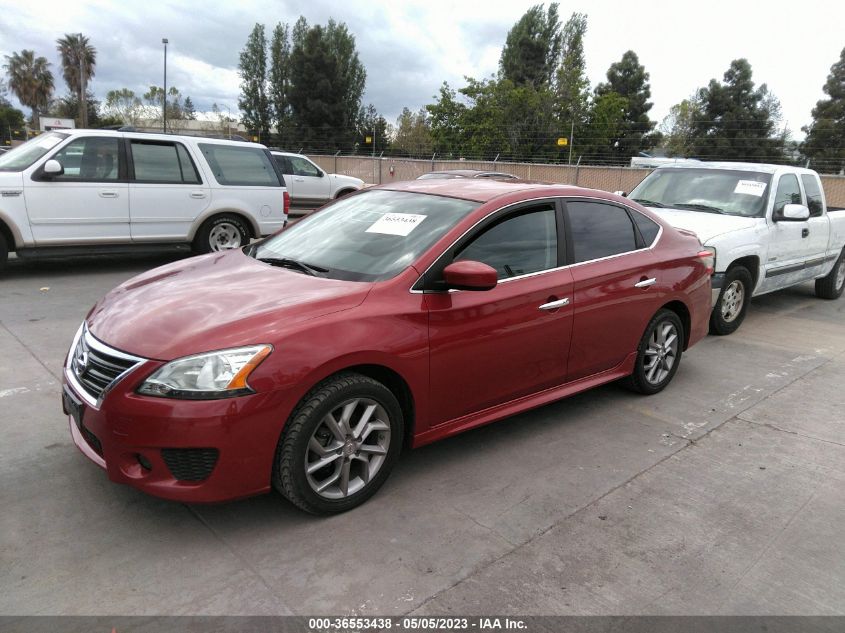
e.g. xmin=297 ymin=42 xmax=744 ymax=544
xmin=735 ymin=416 xmax=845 ymax=448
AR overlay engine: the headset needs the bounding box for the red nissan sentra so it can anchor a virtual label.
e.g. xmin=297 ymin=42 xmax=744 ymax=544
xmin=63 ymin=180 xmax=713 ymax=514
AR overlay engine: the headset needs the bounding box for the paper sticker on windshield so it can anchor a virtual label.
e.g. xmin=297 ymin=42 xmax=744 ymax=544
xmin=734 ymin=180 xmax=767 ymax=197
xmin=366 ymin=213 xmax=427 ymax=236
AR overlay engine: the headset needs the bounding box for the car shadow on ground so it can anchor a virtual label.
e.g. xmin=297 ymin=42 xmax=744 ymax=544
xmin=2 ymin=251 xmax=194 ymax=280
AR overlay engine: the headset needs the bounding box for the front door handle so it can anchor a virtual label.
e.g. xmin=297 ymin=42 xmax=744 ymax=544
xmin=294 ymin=178 xmax=305 ymax=182
xmin=634 ymin=277 xmax=657 ymax=288
xmin=539 ymin=297 xmax=570 ymax=311
xmin=190 ymin=191 xmax=206 ymax=199
xmin=802 ymin=228 xmax=810 ymax=238
xmin=98 ymin=191 xmax=118 ymax=198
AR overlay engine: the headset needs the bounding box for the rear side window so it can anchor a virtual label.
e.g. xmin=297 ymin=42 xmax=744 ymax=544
xmin=801 ymin=175 xmax=824 ymax=217
xmin=630 ymin=210 xmax=660 ymax=246
xmin=567 ymin=201 xmax=638 ymax=263
xmin=198 ymin=144 xmax=281 ymax=187
xmin=130 ymin=141 xmax=200 ymax=183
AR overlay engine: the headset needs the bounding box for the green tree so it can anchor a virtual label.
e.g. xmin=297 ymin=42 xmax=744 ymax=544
xmin=801 ymin=46 xmax=845 ymax=173
xmin=182 ymin=96 xmax=196 ymax=120
xmin=51 ymin=90 xmax=102 ymax=126
xmin=142 ymin=86 xmax=186 ymax=130
xmin=692 ymin=58 xmax=784 ymax=161
xmin=555 ymin=12 xmax=589 ymax=158
xmin=660 ymin=96 xmax=702 ymax=157
xmin=270 ymin=22 xmax=293 ymax=144
xmin=580 ymin=91 xmax=628 ymax=163
xmin=426 ymin=82 xmax=467 ymax=157
xmin=3 ymin=50 xmax=54 ymax=130
xmin=103 ymin=88 xmax=144 ymax=126
xmin=595 ymin=50 xmax=656 ymax=157
xmin=355 ymin=103 xmax=388 ymax=154
xmin=56 ymin=33 xmax=96 ymax=128
xmin=288 ymin=17 xmax=366 ymax=150
xmin=392 ymin=107 xmax=434 ymax=156
xmin=238 ymin=23 xmax=271 ymax=140
xmin=499 ymin=3 xmax=562 ymax=89
xmin=0 ymin=103 xmax=25 ymax=145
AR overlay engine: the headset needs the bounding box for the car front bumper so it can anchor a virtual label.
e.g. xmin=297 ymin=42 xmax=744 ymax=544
xmin=711 ymin=272 xmax=725 ymax=307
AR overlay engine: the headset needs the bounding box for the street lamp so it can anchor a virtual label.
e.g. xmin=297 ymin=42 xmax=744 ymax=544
xmin=162 ymin=38 xmax=168 ymax=133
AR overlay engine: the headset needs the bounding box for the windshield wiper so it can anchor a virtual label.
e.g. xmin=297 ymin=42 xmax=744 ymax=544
xmin=631 ymin=198 xmax=667 ymax=208
xmin=670 ymin=203 xmax=725 ymax=214
xmin=256 ymin=257 xmax=329 ymax=276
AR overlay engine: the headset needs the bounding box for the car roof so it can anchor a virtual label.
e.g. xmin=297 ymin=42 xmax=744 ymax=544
xmin=420 ymin=169 xmax=517 ymax=178
xmin=48 ymin=128 xmax=266 ymax=149
xmin=378 ymin=178 xmax=621 ymax=204
xmin=655 ymin=161 xmax=782 ymax=175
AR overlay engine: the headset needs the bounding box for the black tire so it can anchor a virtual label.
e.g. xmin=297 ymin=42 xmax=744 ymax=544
xmin=192 ymin=214 xmax=251 ymax=254
xmin=709 ymin=266 xmax=752 ymax=335
xmin=273 ymin=371 xmax=404 ymax=515
xmin=815 ymin=248 xmax=845 ymax=300
xmin=624 ymin=309 xmax=684 ymax=395
xmin=0 ymin=233 xmax=7 ymax=273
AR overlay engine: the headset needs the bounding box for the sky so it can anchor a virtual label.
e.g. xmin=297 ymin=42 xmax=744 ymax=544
xmin=1 ymin=0 xmax=844 ymax=140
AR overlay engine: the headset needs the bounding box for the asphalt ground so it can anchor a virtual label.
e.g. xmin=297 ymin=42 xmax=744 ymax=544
xmin=1 ymin=253 xmax=843 ymax=616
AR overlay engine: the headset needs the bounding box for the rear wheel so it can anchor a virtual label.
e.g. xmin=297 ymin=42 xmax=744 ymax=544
xmin=193 ymin=214 xmax=251 ymax=254
xmin=709 ymin=266 xmax=752 ymax=335
xmin=815 ymin=249 xmax=845 ymax=300
xmin=625 ymin=309 xmax=684 ymax=395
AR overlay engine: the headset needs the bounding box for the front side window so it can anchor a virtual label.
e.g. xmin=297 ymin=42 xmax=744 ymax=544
xmin=772 ymin=174 xmax=802 ymax=215
xmin=0 ymin=132 xmax=68 ymax=172
xmin=198 ymin=144 xmax=281 ymax=186
xmin=251 ymin=189 xmax=478 ymax=281
xmin=567 ymin=201 xmax=638 ymax=263
xmin=273 ymin=155 xmax=292 ymax=174
xmin=51 ymin=136 xmax=120 ymax=181
xmin=131 ymin=141 xmax=200 ymax=183
xmin=456 ymin=208 xmax=558 ymax=279
xmin=290 ymin=156 xmax=320 ymax=177
xmin=801 ymin=174 xmax=824 ymax=217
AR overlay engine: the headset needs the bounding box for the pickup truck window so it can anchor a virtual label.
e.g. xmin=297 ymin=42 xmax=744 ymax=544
xmin=629 ymin=168 xmax=772 ymax=218
xmin=0 ymin=132 xmax=68 ymax=172
xmin=773 ymin=174 xmax=802 ymax=215
xmin=801 ymin=175 xmax=824 ymax=217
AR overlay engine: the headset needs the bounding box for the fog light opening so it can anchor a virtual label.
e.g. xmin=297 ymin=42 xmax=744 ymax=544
xmin=136 ymin=453 xmax=152 ymax=471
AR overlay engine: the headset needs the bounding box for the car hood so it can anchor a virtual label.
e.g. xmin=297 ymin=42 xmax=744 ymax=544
xmin=649 ymin=207 xmax=759 ymax=243
xmin=87 ymin=250 xmax=372 ymax=360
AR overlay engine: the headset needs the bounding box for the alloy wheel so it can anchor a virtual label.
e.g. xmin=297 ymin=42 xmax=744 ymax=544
xmin=836 ymin=259 xmax=845 ymax=291
xmin=644 ymin=320 xmax=679 ymax=385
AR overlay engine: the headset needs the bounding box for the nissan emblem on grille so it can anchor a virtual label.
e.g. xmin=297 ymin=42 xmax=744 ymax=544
xmin=73 ymin=339 xmax=90 ymax=379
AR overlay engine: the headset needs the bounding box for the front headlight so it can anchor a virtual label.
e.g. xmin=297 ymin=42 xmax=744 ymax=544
xmin=137 ymin=345 xmax=272 ymax=399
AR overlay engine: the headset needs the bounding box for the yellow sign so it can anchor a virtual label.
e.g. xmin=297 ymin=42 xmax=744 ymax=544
xmin=365 ymin=136 xmax=373 ymax=144
xmin=557 ymin=137 xmax=568 ymax=146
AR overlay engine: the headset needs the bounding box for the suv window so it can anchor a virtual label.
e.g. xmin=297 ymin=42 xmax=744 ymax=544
xmin=198 ymin=144 xmax=281 ymax=187
xmin=273 ymin=155 xmax=292 ymax=174
xmin=567 ymin=201 xmax=638 ymax=263
xmin=801 ymin=174 xmax=824 ymax=217
xmin=289 ymin=156 xmax=321 ymax=177
xmin=456 ymin=207 xmax=558 ymax=279
xmin=131 ymin=141 xmax=200 ymax=183
xmin=773 ymin=174 xmax=802 ymax=216
xmin=51 ymin=136 xmax=120 ymax=181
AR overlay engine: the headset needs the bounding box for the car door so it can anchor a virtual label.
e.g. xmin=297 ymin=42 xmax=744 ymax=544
xmin=564 ymin=199 xmax=663 ymax=381
xmin=800 ymin=174 xmax=830 ymax=278
xmin=425 ymin=201 xmax=574 ymax=426
xmin=763 ymin=173 xmax=813 ymax=291
xmin=287 ymin=155 xmax=331 ymax=204
xmin=24 ymin=135 xmax=129 ymax=244
xmin=127 ymin=139 xmax=210 ymax=241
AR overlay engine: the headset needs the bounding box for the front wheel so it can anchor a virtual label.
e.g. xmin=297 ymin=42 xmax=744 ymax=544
xmin=273 ymin=372 xmax=404 ymax=515
xmin=193 ymin=214 xmax=251 ymax=254
xmin=709 ymin=266 xmax=752 ymax=335
xmin=625 ymin=309 xmax=684 ymax=395
xmin=815 ymin=249 xmax=845 ymax=300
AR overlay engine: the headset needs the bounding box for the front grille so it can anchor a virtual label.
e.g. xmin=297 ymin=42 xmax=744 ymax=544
xmin=161 ymin=448 xmax=219 ymax=482
xmin=70 ymin=327 xmax=143 ymax=401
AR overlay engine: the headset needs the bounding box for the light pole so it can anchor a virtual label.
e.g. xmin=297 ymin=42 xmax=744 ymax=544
xmin=162 ymin=38 xmax=168 ymax=133
xmin=222 ymin=104 xmax=233 ymax=139
xmin=79 ymin=32 xmax=87 ymax=128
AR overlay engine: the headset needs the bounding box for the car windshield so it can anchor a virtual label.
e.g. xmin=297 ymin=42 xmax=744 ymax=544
xmin=0 ymin=132 xmax=69 ymax=172
xmin=629 ymin=168 xmax=773 ymax=218
xmin=251 ymin=189 xmax=479 ymax=282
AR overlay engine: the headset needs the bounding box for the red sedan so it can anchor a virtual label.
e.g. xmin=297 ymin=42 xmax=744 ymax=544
xmin=63 ymin=180 xmax=713 ymax=514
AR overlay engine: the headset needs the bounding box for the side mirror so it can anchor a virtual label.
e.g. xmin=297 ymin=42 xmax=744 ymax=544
xmin=613 ymin=190 xmax=627 ymax=197
xmin=43 ymin=159 xmax=64 ymax=177
xmin=317 ymin=170 xmax=325 ymax=178
xmin=777 ymin=203 xmax=810 ymax=222
xmin=442 ymin=260 xmax=498 ymax=291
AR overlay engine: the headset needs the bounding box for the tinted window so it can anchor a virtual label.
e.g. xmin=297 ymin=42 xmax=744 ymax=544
xmin=51 ymin=136 xmax=119 ymax=181
xmin=289 ymin=156 xmax=321 ymax=177
xmin=801 ymin=174 xmax=824 ymax=217
xmin=131 ymin=141 xmax=200 ymax=183
xmin=252 ymin=189 xmax=478 ymax=282
xmin=567 ymin=201 xmax=638 ymax=263
xmin=456 ymin=208 xmax=557 ymax=279
xmin=273 ymin=155 xmax=292 ymax=174
xmin=773 ymin=174 xmax=802 ymax=215
xmin=198 ymin=144 xmax=281 ymax=186
xmin=631 ymin=210 xmax=660 ymax=246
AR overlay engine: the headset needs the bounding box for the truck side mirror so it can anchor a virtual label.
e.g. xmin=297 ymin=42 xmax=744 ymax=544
xmin=777 ymin=204 xmax=810 ymax=222
xmin=43 ymin=159 xmax=64 ymax=178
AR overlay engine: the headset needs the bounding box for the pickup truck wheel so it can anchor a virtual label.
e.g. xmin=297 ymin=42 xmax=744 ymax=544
xmin=709 ymin=266 xmax=752 ymax=335
xmin=193 ymin=214 xmax=250 ymax=254
xmin=624 ymin=309 xmax=684 ymax=395
xmin=815 ymin=249 xmax=845 ymax=300
xmin=272 ymin=371 xmax=404 ymax=515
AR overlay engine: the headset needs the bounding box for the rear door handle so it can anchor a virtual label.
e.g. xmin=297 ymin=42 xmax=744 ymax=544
xmin=539 ymin=298 xmax=570 ymax=310
xmin=635 ymin=278 xmax=657 ymax=288
xmin=98 ymin=191 xmax=118 ymax=198
xmin=190 ymin=191 xmax=206 ymax=199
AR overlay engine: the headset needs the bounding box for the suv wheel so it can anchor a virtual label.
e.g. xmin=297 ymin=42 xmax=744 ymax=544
xmin=194 ymin=215 xmax=251 ymax=254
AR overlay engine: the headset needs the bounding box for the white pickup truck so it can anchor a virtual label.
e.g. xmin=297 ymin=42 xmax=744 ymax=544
xmin=627 ymin=162 xmax=845 ymax=334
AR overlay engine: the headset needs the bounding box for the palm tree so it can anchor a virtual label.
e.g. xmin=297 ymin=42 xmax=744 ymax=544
xmin=3 ymin=50 xmax=54 ymax=131
xmin=56 ymin=34 xmax=96 ymax=127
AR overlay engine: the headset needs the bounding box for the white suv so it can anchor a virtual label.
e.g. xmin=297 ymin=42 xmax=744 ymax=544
xmin=271 ymin=151 xmax=363 ymax=206
xmin=0 ymin=129 xmax=289 ymax=270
